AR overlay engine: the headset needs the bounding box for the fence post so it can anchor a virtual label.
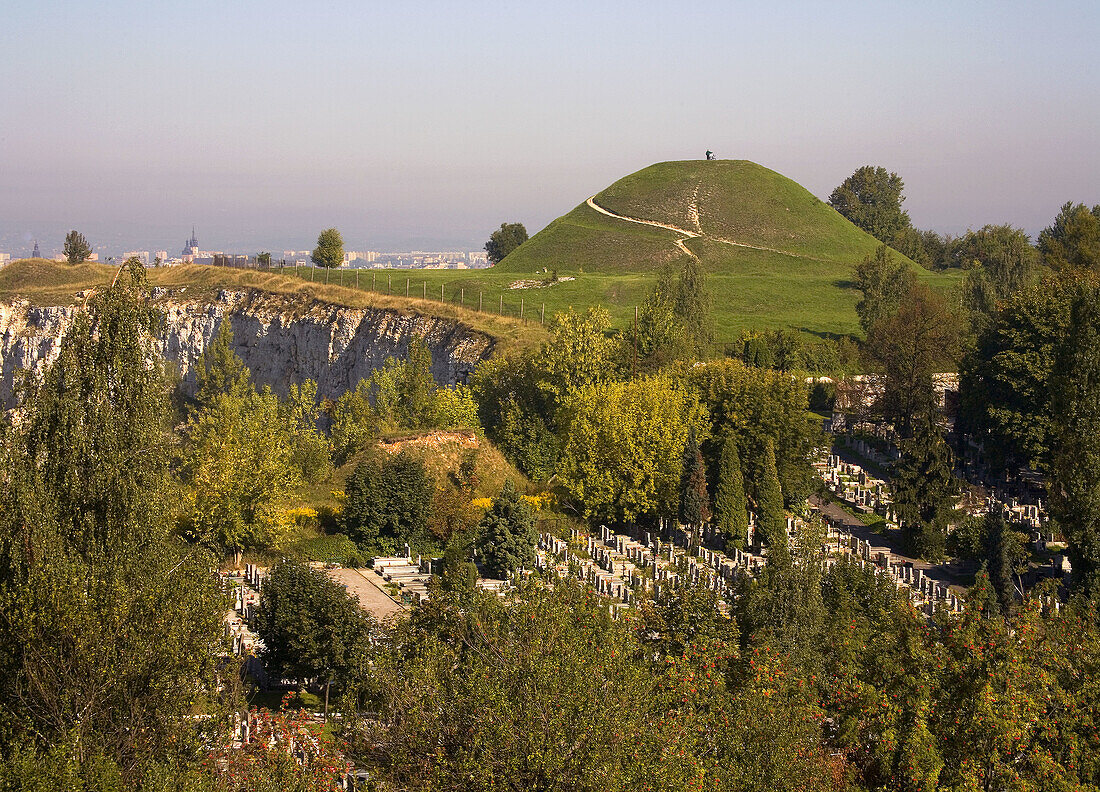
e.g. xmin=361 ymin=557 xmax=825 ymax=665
xmin=423 ymin=282 xmax=426 ymax=299
xmin=406 ymin=278 xmax=409 ymax=298
xmin=310 ymin=267 xmax=314 ymax=282
xmin=460 ymin=287 xmax=464 ymax=305
xmin=499 ymin=294 xmax=503 ymax=315
xmin=541 ymin=303 xmax=545 ymax=324
xmin=355 ymin=270 xmax=359 ymax=289
xmin=388 ymin=274 xmax=392 ymax=294
xmin=372 ymin=272 xmax=376 ymax=292
xmin=520 ymin=296 xmax=524 ymax=319
xmin=441 ymin=283 xmax=444 ymax=302
xmin=325 ymin=268 xmax=329 ymax=285
xmin=479 ymin=291 xmax=483 ymax=312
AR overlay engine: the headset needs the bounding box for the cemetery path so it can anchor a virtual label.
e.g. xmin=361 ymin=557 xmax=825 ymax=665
xmin=810 ymin=495 xmax=970 ymax=594
xmin=585 ymin=194 xmax=830 ymax=262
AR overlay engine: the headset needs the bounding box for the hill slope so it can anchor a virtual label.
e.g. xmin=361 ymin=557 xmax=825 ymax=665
xmin=499 ymin=160 xmax=895 ymax=274
xmin=486 ymin=159 xmax=958 ymax=337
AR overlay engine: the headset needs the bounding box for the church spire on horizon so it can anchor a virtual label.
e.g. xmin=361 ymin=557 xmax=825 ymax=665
xmin=32 ymin=240 xmax=41 ymax=259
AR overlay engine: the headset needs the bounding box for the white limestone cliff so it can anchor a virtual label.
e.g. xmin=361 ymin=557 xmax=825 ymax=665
xmin=0 ymin=289 xmax=495 ymax=407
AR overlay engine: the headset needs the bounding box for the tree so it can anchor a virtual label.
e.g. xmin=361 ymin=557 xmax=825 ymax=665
xmin=674 ymin=255 xmax=715 ymax=357
xmin=557 ymin=375 xmax=707 ymax=525
xmin=891 ymin=430 xmax=957 ymax=561
xmin=257 ymin=559 xmax=373 ymax=687
xmin=0 ymin=260 xmax=226 ymax=774
xmin=311 ymin=227 xmax=344 ymax=268
xmin=983 ymin=510 xmax=1024 ymax=611
xmin=63 ymin=229 xmax=92 ymax=263
xmin=194 ymin=320 xmax=252 ymax=405
xmin=257 ymin=251 xmax=271 ymax=266
xmin=684 ymin=359 xmax=819 ymax=507
xmin=399 ymin=340 xmax=437 ymax=426
xmin=342 ymin=451 xmax=433 ymax=555
xmin=853 ymin=245 xmax=915 ymax=335
xmin=953 ymin=224 xmax=1039 ymax=314
xmin=477 ymin=480 xmax=538 ymax=578
xmin=1038 ymin=201 xmax=1100 ymax=271
xmin=755 ymin=438 xmax=788 ymax=565
xmin=679 ymin=427 xmax=710 ymax=530
xmin=863 ymin=283 xmax=963 ymax=438
xmin=828 ymin=165 xmax=912 ymax=243
xmin=1050 ymin=279 xmax=1100 ymax=591
xmin=539 ymin=306 xmax=622 ymax=410
xmin=714 ymin=434 xmax=749 ymax=549
xmin=484 ymin=222 xmax=528 ymax=264
xmin=181 ymin=388 xmax=303 ymax=557
xmin=957 ymin=274 xmax=1075 ymax=473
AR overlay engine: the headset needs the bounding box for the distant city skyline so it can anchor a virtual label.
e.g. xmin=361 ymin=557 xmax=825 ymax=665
xmin=2 ymin=1 xmax=1098 ymax=254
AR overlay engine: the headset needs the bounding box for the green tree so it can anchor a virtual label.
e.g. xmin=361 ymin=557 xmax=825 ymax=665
xmin=1050 ymin=279 xmax=1100 ymax=591
xmin=863 ymin=283 xmax=963 ymax=438
xmin=399 ymin=340 xmax=437 ymax=426
xmin=311 ymin=227 xmax=344 ymax=268
xmin=714 ymin=434 xmax=749 ymax=549
xmin=674 ymin=255 xmax=715 ymax=357
xmin=539 ymin=306 xmax=622 ymax=409
xmin=257 ymin=559 xmax=373 ymax=688
xmin=892 ymin=430 xmax=957 ymax=561
xmin=0 ymin=260 xmax=226 ymax=775
xmin=828 ymin=165 xmax=912 ymax=243
xmin=193 ymin=320 xmax=252 ymax=405
xmin=63 ymin=229 xmax=92 ymax=263
xmin=282 ymin=379 xmax=332 ymax=483
xmin=329 ymin=378 xmax=379 ymax=464
xmin=1038 ymin=201 xmax=1100 ymax=271
xmin=684 ymin=358 xmax=819 ymax=506
xmin=954 ymin=224 xmax=1040 ymax=314
xmin=755 ymin=438 xmax=788 ymax=566
xmin=853 ymin=244 xmax=915 ymax=335
xmin=957 ymin=274 xmax=1075 ymax=472
xmin=477 ymin=480 xmax=538 ymax=579
xmin=342 ymin=451 xmax=433 ymax=555
xmin=181 ymin=388 xmax=302 ymax=558
xmin=256 ymin=251 xmax=271 ymax=266
xmin=484 ymin=222 xmax=528 ymax=264
xmin=678 ymin=427 xmax=710 ymax=530
xmin=558 ymin=375 xmax=707 ymax=525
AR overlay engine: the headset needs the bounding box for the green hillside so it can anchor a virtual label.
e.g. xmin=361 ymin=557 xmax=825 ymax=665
xmin=499 ymin=160 xmax=894 ymax=274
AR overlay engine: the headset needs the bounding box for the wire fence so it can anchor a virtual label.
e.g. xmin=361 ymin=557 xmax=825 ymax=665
xmin=272 ymin=265 xmax=551 ymax=325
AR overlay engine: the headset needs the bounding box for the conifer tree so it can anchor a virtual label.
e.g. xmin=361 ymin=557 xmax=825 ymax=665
xmin=478 ymin=480 xmax=538 ymax=578
xmin=756 ymin=438 xmax=788 ymax=566
xmin=679 ymin=427 xmax=710 ymax=530
xmin=892 ymin=429 xmax=957 ymax=561
xmin=714 ymin=434 xmax=749 ymax=549
xmin=63 ymin=229 xmax=92 ymax=263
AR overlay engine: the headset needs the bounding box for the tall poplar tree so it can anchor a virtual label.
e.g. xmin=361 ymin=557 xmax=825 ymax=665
xmin=756 ymin=438 xmax=788 ymax=566
xmin=1050 ymin=279 xmax=1100 ymax=591
xmin=714 ymin=434 xmax=749 ymax=549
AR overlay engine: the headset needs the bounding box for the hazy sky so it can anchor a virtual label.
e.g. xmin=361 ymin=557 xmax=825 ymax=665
xmin=2 ymin=0 xmax=1098 ymax=257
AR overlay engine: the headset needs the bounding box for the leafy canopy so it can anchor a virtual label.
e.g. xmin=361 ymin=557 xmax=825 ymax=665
xmin=311 ymin=227 xmax=344 ymax=268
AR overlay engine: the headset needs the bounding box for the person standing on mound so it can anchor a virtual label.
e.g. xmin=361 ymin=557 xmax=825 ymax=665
xmin=705 ymin=150 xmax=715 ymax=160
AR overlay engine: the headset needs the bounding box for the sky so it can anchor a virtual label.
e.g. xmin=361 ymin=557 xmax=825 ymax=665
xmin=1 ymin=0 xmax=1098 ymax=258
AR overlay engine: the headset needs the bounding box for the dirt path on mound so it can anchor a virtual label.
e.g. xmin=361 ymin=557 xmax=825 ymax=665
xmin=585 ymin=193 xmax=828 ymax=263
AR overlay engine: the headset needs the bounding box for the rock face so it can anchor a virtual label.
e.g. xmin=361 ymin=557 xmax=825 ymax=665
xmin=0 ymin=289 xmax=496 ymax=407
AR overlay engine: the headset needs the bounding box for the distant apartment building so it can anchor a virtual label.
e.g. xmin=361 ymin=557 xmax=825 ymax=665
xmin=154 ymin=250 xmax=168 ymax=264
xmin=123 ymin=251 xmax=150 ymax=265
xmin=0 ymin=253 xmax=10 ymax=265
